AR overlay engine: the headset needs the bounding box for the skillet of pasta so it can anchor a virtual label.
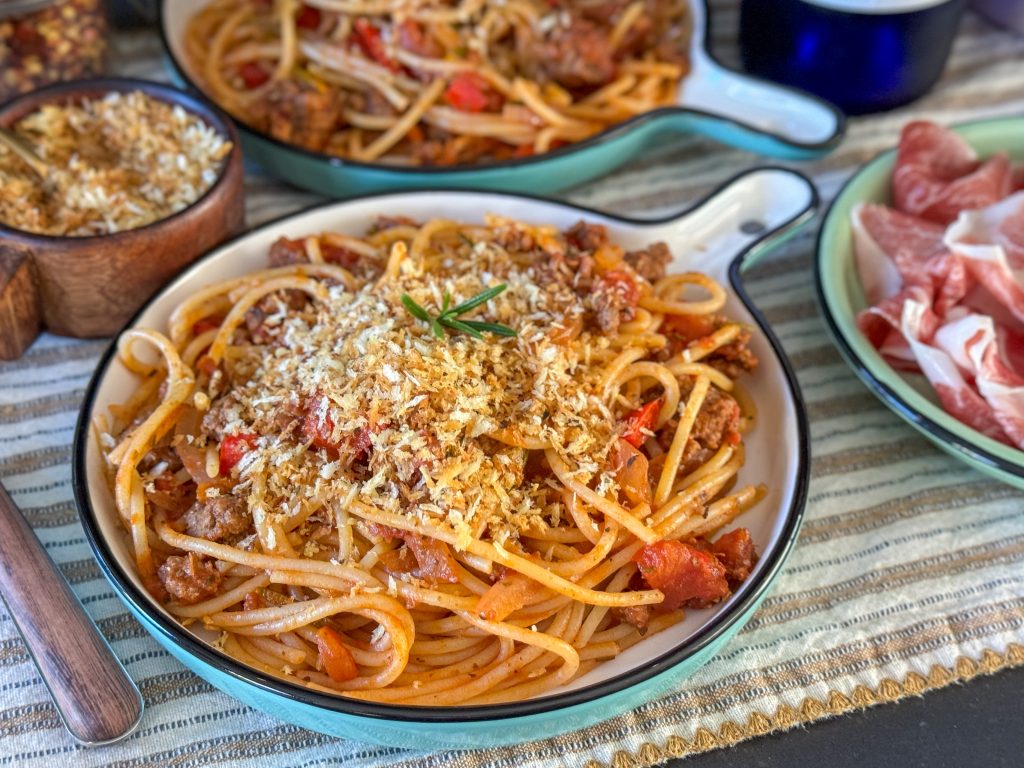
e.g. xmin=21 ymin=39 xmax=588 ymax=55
xmin=97 ymin=215 xmax=764 ymax=705
xmin=184 ymin=0 xmax=691 ymax=165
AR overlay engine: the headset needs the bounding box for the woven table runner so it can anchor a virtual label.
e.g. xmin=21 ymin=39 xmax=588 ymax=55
xmin=3 ymin=7 xmax=1024 ymax=767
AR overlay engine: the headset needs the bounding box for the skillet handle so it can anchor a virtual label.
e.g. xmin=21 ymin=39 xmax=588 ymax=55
xmin=680 ymin=54 xmax=844 ymax=157
xmin=0 ymin=481 xmax=143 ymax=745
xmin=657 ymin=167 xmax=819 ymax=279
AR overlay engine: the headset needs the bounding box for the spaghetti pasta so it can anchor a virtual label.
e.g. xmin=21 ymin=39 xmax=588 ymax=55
xmin=183 ymin=0 xmax=690 ymax=165
xmin=99 ymin=215 xmax=765 ymax=705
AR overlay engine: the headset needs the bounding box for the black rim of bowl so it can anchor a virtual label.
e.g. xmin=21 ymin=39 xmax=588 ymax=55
xmin=74 ymin=175 xmax=813 ymax=723
xmin=812 ymin=119 xmax=1024 ymax=480
xmin=157 ymin=0 xmax=845 ymax=176
xmin=0 ymin=77 xmax=241 ymax=243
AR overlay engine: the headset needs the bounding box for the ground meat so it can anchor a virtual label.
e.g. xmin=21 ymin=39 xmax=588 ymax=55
xmin=268 ymin=236 xmax=308 ymax=267
xmin=624 ymin=241 xmax=672 ymax=283
xmin=712 ymin=528 xmax=758 ymax=585
xmin=413 ymin=135 xmax=500 ymax=166
xmin=347 ymin=87 xmax=394 ymax=117
xmin=689 ymin=385 xmax=741 ymax=449
xmin=612 ymin=604 xmax=651 ymax=634
xmin=201 ymin=395 xmax=237 ymax=441
xmin=397 ymin=19 xmax=443 ymax=60
xmin=157 ymin=553 xmax=222 ymax=605
xmin=183 ymin=495 xmax=250 ymax=542
xmin=566 ymin=220 xmax=609 ymax=252
xmin=658 ymin=313 xmax=759 ymax=378
xmin=657 ymin=386 xmax=742 ymax=475
xmin=579 ymin=0 xmax=689 ymax=62
xmin=588 ymin=270 xmax=639 ymax=333
xmin=244 ymin=289 xmax=309 ymax=343
xmin=367 ymin=215 xmax=420 ymax=234
xmin=707 ymin=330 xmax=759 ymax=379
xmin=533 ymin=18 xmax=618 ymax=89
xmin=268 ymin=400 xmax=305 ymax=438
xmin=262 ymin=79 xmax=341 ymax=151
xmin=137 ymin=445 xmax=182 ymax=475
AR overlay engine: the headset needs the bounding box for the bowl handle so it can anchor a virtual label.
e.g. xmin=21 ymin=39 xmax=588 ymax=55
xmin=0 ymin=247 xmax=42 ymax=360
xmin=654 ymin=167 xmax=819 ymax=280
xmin=678 ymin=29 xmax=845 ymax=159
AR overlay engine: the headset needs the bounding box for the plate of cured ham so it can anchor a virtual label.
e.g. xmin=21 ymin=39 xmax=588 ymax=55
xmin=816 ymin=118 xmax=1024 ymax=487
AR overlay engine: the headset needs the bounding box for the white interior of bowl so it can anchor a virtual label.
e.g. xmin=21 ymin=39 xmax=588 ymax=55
xmin=83 ymin=191 xmax=801 ymax=699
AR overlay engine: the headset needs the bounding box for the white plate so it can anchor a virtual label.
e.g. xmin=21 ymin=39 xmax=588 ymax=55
xmin=73 ymin=171 xmax=814 ymax=732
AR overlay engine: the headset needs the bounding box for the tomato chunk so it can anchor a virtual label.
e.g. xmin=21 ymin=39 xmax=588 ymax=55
xmin=444 ymin=72 xmax=497 ymax=113
xmin=365 ymin=523 xmax=459 ymax=584
xmin=320 ymin=242 xmax=361 ymax=269
xmin=219 ymin=433 xmax=257 ymax=475
xmin=191 ymin=315 xmax=223 ymax=335
xmin=476 ymin=571 xmax=546 ymax=622
xmin=633 ymin=539 xmax=730 ymax=610
xmin=352 ymin=18 xmax=396 ymax=70
xmin=609 ymin=438 xmax=651 ymax=506
xmin=295 ymin=4 xmax=321 ymax=29
xmin=238 ymin=61 xmax=270 ymax=88
xmin=316 ymin=626 xmax=359 ymax=683
xmin=620 ymin=398 xmax=661 ymax=448
xmin=301 ymin=396 xmax=340 ymax=455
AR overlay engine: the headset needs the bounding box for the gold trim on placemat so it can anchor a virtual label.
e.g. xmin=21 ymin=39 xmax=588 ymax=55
xmin=586 ymin=644 xmax=1024 ymax=768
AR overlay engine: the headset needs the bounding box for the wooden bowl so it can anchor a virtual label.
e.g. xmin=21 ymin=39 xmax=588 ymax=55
xmin=0 ymin=78 xmax=245 ymax=359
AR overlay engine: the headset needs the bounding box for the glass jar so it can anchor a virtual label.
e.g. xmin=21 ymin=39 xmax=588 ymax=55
xmin=0 ymin=0 xmax=108 ymax=103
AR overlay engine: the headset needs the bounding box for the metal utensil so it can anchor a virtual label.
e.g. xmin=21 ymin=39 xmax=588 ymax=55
xmin=0 ymin=0 xmax=56 ymax=20
xmin=0 ymin=481 xmax=143 ymax=745
xmin=0 ymin=125 xmax=48 ymax=178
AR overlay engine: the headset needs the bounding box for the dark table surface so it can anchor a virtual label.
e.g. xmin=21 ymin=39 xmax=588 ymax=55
xmin=668 ymin=664 xmax=1024 ymax=767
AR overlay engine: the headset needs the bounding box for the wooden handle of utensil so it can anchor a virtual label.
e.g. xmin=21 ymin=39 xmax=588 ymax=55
xmin=0 ymin=246 xmax=42 ymax=360
xmin=0 ymin=482 xmax=143 ymax=744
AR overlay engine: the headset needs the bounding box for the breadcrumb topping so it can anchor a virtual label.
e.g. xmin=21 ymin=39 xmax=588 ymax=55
xmin=216 ymin=221 xmax=620 ymax=551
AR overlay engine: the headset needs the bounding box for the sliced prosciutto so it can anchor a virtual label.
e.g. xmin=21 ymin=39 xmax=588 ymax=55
xmin=854 ymin=120 xmax=1024 ymax=450
xmin=900 ymin=302 xmax=1011 ymax=445
xmin=932 ymin=313 xmax=1024 ymax=446
xmin=892 ymin=121 xmax=1011 ymax=225
xmin=851 ymin=202 xmax=945 ymax=304
xmin=944 ymin=192 xmax=1024 ymax=324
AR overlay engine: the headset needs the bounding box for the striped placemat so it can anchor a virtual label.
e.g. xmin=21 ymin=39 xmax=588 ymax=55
xmin=2 ymin=7 xmax=1024 ymax=767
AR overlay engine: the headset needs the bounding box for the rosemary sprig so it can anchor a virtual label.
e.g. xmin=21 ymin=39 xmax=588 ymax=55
xmin=401 ymin=284 xmax=518 ymax=340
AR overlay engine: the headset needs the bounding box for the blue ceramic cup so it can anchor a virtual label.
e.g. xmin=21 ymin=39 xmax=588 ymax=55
xmin=740 ymin=0 xmax=965 ymax=115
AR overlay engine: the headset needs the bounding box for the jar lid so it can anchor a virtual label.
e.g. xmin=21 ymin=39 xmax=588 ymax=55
xmin=798 ymin=0 xmax=953 ymax=12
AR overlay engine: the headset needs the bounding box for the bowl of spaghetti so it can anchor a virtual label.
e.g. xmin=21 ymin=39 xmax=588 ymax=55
xmin=74 ymin=171 xmax=814 ymax=748
xmin=159 ymin=0 xmax=844 ymax=196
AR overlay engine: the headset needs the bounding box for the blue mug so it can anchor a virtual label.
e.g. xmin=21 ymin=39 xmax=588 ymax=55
xmin=739 ymin=0 xmax=965 ymax=115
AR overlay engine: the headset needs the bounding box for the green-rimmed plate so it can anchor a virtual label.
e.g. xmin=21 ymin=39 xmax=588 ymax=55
xmin=815 ymin=115 xmax=1024 ymax=488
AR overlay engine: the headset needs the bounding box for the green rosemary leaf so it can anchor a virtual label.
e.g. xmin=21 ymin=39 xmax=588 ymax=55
xmin=440 ymin=317 xmax=485 ymax=340
xmin=459 ymin=320 xmax=518 ymax=337
xmin=401 ymin=294 xmax=432 ymax=323
xmin=446 ymin=284 xmax=507 ymax=317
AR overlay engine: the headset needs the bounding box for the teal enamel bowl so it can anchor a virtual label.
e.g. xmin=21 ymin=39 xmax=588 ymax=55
xmin=74 ymin=176 xmax=814 ymax=749
xmin=159 ymin=0 xmax=844 ymax=197
xmin=815 ymin=116 xmax=1024 ymax=489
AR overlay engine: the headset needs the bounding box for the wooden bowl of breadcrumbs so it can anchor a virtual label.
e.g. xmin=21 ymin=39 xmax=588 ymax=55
xmin=0 ymin=78 xmax=245 ymax=359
